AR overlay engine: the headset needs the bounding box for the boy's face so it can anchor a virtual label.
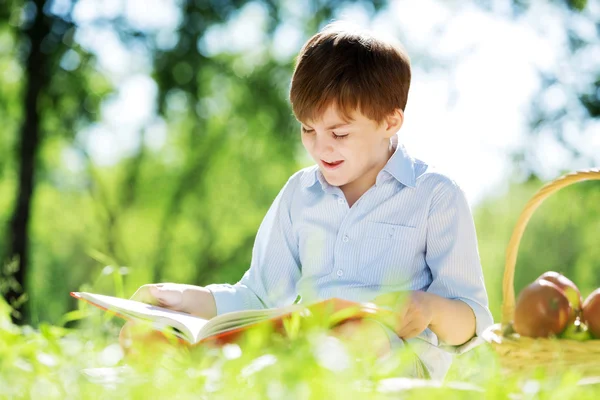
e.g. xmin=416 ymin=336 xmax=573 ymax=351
xmin=300 ymin=104 xmax=403 ymax=194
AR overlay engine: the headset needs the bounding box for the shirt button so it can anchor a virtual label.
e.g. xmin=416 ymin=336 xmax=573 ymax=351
xmin=336 ymin=269 xmax=343 ymax=277
xmin=343 ymin=235 xmax=349 ymax=242
xmin=338 ymin=198 xmax=345 ymax=204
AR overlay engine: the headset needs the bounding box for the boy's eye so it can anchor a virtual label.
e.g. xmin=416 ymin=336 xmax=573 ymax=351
xmin=301 ymin=127 xmax=348 ymax=140
xmin=333 ymin=133 xmax=348 ymax=140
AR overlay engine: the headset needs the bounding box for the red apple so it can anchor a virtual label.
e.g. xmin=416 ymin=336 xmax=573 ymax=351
xmin=513 ymin=279 xmax=572 ymax=338
xmin=537 ymin=271 xmax=583 ymax=317
xmin=582 ymin=289 xmax=600 ymax=339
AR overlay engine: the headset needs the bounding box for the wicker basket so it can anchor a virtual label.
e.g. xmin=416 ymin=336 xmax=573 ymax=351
xmin=483 ymin=169 xmax=600 ymax=377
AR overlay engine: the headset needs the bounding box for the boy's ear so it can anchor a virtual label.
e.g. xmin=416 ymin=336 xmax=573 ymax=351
xmin=382 ymin=109 xmax=404 ymax=137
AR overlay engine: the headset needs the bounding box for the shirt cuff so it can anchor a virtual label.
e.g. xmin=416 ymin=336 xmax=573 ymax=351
xmin=205 ymin=283 xmax=266 ymax=315
xmin=439 ymin=335 xmax=487 ymax=355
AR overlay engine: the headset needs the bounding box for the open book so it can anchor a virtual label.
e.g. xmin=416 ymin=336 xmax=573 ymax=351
xmin=71 ymin=292 xmax=398 ymax=345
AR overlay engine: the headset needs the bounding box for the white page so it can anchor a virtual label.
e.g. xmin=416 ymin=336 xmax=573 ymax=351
xmin=197 ymin=315 xmax=280 ymax=340
xmin=196 ymin=304 xmax=306 ymax=341
xmin=74 ymin=292 xmax=209 ymax=343
xmin=196 ymin=309 xmax=304 ymax=341
xmin=75 ymin=293 xmax=350 ymax=344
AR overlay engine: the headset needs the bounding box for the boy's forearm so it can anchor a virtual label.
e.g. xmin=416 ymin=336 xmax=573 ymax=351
xmin=424 ymin=292 xmax=476 ymax=346
xmin=182 ymin=285 xmax=217 ymax=320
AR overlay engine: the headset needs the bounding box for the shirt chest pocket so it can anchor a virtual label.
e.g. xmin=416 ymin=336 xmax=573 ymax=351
xmin=356 ymin=222 xmax=420 ymax=286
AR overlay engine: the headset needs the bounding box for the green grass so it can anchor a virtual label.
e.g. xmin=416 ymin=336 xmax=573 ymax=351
xmin=2 ymin=298 xmax=600 ymax=400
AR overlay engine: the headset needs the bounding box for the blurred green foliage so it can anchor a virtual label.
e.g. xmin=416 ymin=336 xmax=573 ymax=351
xmin=0 ymin=0 xmax=598 ymax=327
xmin=0 ymin=0 xmax=384 ymax=323
xmin=0 ymin=0 xmax=599 ymax=396
xmin=2 ymin=289 xmax=600 ymax=398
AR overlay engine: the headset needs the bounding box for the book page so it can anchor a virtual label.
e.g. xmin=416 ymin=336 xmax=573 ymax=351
xmin=195 ymin=305 xmax=303 ymax=341
xmin=74 ymin=293 xmax=395 ymax=344
xmin=194 ymin=299 xmax=394 ymax=341
xmin=73 ymin=292 xmax=208 ymax=343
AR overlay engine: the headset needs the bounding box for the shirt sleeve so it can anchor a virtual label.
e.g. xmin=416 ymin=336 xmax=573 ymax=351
xmin=424 ymin=177 xmax=494 ymax=353
xmin=205 ymin=173 xmax=302 ymax=315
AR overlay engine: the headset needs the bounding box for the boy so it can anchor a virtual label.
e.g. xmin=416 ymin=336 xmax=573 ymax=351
xmin=124 ymin=22 xmax=493 ymax=380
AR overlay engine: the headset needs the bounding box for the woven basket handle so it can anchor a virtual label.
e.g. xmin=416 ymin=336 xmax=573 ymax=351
xmin=501 ymin=169 xmax=600 ymax=325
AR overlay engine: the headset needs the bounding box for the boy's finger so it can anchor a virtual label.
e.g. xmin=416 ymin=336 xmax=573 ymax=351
xmin=396 ymin=319 xmax=419 ymax=338
xmin=149 ymin=284 xmax=184 ymax=310
xmin=130 ymin=285 xmax=158 ymax=304
xmin=119 ymin=320 xmax=138 ymax=353
xmin=393 ymin=298 xmax=411 ymax=329
xmin=395 ymin=304 xmax=415 ymax=332
xmin=129 ymin=283 xmax=180 ymax=306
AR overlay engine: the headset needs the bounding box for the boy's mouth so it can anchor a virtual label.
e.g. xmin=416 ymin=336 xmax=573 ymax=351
xmin=322 ymin=160 xmax=344 ymax=170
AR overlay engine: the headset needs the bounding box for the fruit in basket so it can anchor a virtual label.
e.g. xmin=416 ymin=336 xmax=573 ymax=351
xmin=560 ymin=317 xmax=592 ymax=341
xmin=537 ymin=271 xmax=582 ymax=320
xmin=582 ymin=289 xmax=600 ymax=339
xmin=513 ymin=279 xmax=572 ymax=338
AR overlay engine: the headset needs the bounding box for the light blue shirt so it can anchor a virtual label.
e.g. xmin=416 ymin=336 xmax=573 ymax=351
xmin=206 ymin=134 xmax=494 ymax=380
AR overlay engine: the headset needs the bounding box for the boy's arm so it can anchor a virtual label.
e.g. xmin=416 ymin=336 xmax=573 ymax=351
xmin=426 ymin=292 xmax=476 ymax=345
xmin=377 ymin=179 xmax=491 ymax=346
xmin=422 ymin=178 xmax=493 ymax=347
xmin=374 ymin=290 xmax=476 ymax=346
xmin=205 ymin=174 xmax=302 ymax=315
xmin=130 ymin=175 xmax=302 ymax=318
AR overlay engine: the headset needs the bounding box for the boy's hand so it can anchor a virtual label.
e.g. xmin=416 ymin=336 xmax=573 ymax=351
xmin=119 ymin=283 xmax=217 ymax=356
xmin=130 ymin=283 xmax=217 ymax=319
xmin=119 ymin=320 xmax=172 ymax=359
xmin=393 ymin=291 xmax=434 ymax=339
xmin=375 ymin=291 xmax=434 ymax=339
xmin=377 ymin=291 xmax=477 ymax=345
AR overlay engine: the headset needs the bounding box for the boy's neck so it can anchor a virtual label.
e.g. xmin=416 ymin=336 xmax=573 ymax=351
xmin=341 ymin=144 xmax=395 ymax=207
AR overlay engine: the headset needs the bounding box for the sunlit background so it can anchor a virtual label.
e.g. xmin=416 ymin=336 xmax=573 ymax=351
xmin=70 ymin=0 xmax=600 ymax=202
xmin=0 ymin=0 xmax=599 ymax=326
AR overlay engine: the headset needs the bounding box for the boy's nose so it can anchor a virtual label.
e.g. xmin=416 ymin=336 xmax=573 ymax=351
xmin=314 ymin=134 xmax=335 ymax=155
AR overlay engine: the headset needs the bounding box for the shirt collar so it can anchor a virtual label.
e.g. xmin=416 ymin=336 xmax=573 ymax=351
xmin=300 ymin=133 xmax=416 ymax=190
xmin=379 ymin=134 xmax=416 ymax=188
xmin=300 ymin=167 xmax=336 ymax=193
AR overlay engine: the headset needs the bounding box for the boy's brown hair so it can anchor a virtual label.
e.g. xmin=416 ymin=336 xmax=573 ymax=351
xmin=289 ymin=22 xmax=411 ymax=125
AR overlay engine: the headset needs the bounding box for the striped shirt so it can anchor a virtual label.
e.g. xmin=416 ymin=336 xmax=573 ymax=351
xmin=207 ymin=133 xmax=494 ymax=379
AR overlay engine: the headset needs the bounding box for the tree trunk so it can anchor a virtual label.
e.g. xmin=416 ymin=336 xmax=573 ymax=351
xmin=5 ymin=0 xmax=50 ymax=323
